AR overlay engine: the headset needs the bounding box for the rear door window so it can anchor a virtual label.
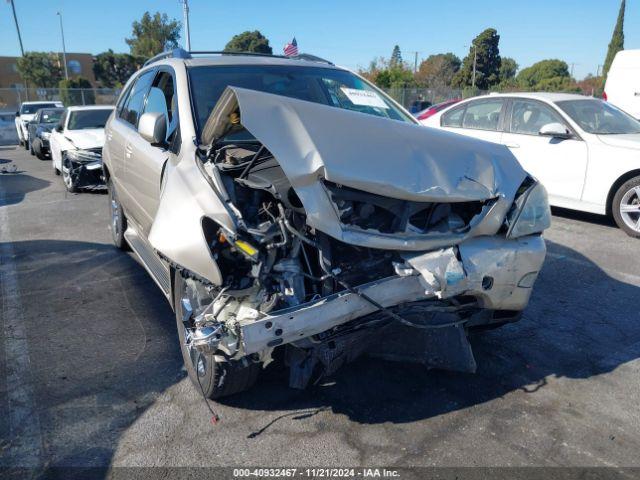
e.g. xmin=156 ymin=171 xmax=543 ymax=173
xmin=441 ymin=105 xmax=465 ymax=127
xmin=461 ymin=100 xmax=504 ymax=131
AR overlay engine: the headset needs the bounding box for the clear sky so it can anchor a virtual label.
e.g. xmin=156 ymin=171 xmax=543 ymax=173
xmin=0 ymin=0 xmax=636 ymax=80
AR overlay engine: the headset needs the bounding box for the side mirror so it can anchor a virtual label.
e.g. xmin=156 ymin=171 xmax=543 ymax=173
xmin=15 ymin=111 xmax=20 ymax=117
xmin=539 ymin=122 xmax=572 ymax=139
xmin=138 ymin=112 xmax=167 ymax=146
xmin=55 ymin=125 xmax=63 ymax=132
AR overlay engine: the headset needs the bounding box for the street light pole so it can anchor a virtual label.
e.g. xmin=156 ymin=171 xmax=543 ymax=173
xmin=181 ymin=0 xmax=191 ymax=51
xmin=57 ymin=12 xmax=69 ymax=80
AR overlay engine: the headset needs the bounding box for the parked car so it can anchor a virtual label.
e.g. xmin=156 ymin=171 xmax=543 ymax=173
xmin=103 ymin=49 xmax=548 ymax=399
xmin=27 ymin=107 xmax=64 ymax=159
xmin=0 ymin=111 xmax=19 ymax=146
xmin=50 ymin=105 xmax=114 ymax=192
xmin=422 ymin=92 xmax=640 ymax=237
xmin=416 ymin=98 xmax=461 ymax=122
xmin=604 ymin=49 xmax=640 ymax=119
xmin=15 ymin=101 xmax=63 ymax=148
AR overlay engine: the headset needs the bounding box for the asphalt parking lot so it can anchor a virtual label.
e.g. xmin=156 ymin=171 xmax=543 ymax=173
xmin=1 ymin=144 xmax=640 ymax=471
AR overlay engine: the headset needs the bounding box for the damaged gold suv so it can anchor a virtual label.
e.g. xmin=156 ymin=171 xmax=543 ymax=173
xmin=103 ymin=49 xmax=550 ymax=398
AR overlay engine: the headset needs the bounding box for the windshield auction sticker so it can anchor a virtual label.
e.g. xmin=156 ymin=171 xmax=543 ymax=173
xmin=340 ymin=88 xmax=389 ymax=109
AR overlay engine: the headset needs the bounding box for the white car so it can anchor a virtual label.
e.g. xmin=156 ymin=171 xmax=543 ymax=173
xmin=604 ymin=49 xmax=640 ymax=119
xmin=422 ymin=93 xmax=640 ymax=237
xmin=50 ymin=105 xmax=114 ymax=192
xmin=15 ymin=100 xmax=63 ymax=148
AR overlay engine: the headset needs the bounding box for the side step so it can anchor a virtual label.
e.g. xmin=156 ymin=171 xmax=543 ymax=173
xmin=124 ymin=227 xmax=171 ymax=299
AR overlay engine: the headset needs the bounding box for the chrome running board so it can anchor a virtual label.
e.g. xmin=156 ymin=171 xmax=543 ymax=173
xmin=124 ymin=227 xmax=171 ymax=299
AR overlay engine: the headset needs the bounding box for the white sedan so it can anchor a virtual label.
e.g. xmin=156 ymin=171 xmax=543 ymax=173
xmin=50 ymin=105 xmax=114 ymax=192
xmin=421 ymin=92 xmax=640 ymax=237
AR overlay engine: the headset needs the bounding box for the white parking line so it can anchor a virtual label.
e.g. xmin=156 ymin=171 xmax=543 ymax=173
xmin=0 ymin=182 xmax=43 ymax=467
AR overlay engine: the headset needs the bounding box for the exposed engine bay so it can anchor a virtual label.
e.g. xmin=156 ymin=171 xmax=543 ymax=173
xmin=167 ymin=88 xmax=546 ymax=389
xmin=142 ymin=86 xmax=548 ymax=391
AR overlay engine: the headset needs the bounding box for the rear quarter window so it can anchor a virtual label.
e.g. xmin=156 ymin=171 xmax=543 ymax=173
xmin=441 ymin=105 xmax=465 ymax=127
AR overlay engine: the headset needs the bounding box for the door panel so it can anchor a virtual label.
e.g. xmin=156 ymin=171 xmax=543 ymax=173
xmin=503 ymin=99 xmax=588 ymax=201
xmin=124 ymin=70 xmax=177 ymax=235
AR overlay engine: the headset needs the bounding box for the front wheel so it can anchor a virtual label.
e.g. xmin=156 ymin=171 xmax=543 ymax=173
xmin=61 ymin=157 xmax=79 ymax=192
xmin=612 ymin=176 xmax=640 ymax=238
xmin=174 ymin=275 xmax=261 ymax=399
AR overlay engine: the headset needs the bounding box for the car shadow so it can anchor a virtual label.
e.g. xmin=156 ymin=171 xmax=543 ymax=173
xmin=0 ymin=172 xmax=49 ymax=207
xmin=551 ymin=206 xmax=616 ymax=228
xmin=2 ymin=238 xmax=639 ymax=471
xmin=0 ymin=240 xmax=183 ymax=472
xmin=220 ymin=239 xmax=640 ymax=432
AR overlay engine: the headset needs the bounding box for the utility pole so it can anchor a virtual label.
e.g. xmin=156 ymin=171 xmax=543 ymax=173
xmin=9 ymin=0 xmax=25 ymax=56
xmin=57 ymin=12 xmax=69 ymax=80
xmin=180 ymin=0 xmax=191 ymax=51
xmin=472 ymin=45 xmax=477 ymax=89
xmin=9 ymin=0 xmax=29 ymax=99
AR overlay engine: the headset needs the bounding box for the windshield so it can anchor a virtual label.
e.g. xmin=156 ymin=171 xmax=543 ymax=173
xmin=556 ymin=100 xmax=640 ymax=135
xmin=39 ymin=109 xmax=63 ymax=124
xmin=67 ymin=109 xmax=112 ymax=130
xmin=20 ymin=103 xmax=59 ymax=115
xmin=188 ymin=64 xmax=413 ymax=134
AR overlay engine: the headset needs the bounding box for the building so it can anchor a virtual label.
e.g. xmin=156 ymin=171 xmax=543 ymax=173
xmin=0 ymin=52 xmax=97 ymax=88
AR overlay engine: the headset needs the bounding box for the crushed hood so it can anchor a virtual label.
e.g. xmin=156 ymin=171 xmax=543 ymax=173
xmin=202 ymin=87 xmax=528 ymax=250
xmin=64 ymin=129 xmax=105 ymax=150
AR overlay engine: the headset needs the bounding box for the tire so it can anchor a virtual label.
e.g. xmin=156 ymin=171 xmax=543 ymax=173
xmin=35 ymin=145 xmax=46 ymax=160
xmin=612 ymin=176 xmax=640 ymax=238
xmin=24 ymin=137 xmax=29 ymax=150
xmin=174 ymin=274 xmax=261 ymax=399
xmin=29 ymin=139 xmax=35 ymax=156
xmin=107 ymin=178 xmax=128 ymax=250
xmin=61 ymin=157 xmax=79 ymax=193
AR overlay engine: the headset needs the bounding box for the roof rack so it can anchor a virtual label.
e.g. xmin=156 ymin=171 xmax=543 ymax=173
xmin=143 ymin=48 xmax=334 ymax=67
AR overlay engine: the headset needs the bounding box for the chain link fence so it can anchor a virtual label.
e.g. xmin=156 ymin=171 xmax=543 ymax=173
xmin=0 ymin=87 xmax=120 ymax=112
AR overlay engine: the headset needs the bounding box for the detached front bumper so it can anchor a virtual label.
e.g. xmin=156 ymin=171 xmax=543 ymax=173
xmin=237 ymin=235 xmax=545 ymax=355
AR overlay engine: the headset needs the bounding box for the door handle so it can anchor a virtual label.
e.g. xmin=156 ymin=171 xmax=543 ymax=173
xmin=505 ymin=143 xmax=520 ymax=149
xmin=125 ymin=145 xmax=133 ymax=158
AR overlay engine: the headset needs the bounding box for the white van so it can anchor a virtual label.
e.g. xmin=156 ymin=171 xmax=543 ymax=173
xmin=604 ymin=50 xmax=640 ymax=119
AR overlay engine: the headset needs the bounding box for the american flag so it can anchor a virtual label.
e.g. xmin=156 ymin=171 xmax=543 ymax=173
xmin=283 ymin=37 xmax=298 ymax=57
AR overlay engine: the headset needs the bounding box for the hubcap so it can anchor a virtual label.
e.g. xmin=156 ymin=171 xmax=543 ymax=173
xmin=109 ymin=189 xmax=120 ymax=237
xmin=620 ymin=186 xmax=640 ymax=232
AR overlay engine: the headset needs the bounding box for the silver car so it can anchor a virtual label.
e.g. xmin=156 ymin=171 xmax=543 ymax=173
xmin=103 ymin=49 xmax=550 ymax=398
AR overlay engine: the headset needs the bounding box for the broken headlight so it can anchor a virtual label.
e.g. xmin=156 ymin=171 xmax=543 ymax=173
xmin=65 ymin=148 xmax=102 ymax=163
xmin=506 ymin=181 xmax=551 ymax=238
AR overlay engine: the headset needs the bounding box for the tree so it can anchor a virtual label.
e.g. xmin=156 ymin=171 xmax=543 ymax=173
xmin=59 ymin=77 xmax=95 ymax=106
xmin=603 ymin=0 xmax=625 ymax=79
xmin=125 ymin=12 xmax=181 ymax=59
xmin=93 ymin=50 xmax=145 ymax=88
xmin=452 ymin=28 xmax=502 ymax=90
xmin=390 ymin=45 xmax=403 ymax=68
xmin=16 ymin=52 xmax=63 ymax=87
xmin=359 ymin=57 xmax=414 ymax=89
xmin=499 ymin=57 xmax=518 ymax=82
xmin=517 ymin=59 xmax=570 ymax=90
xmin=224 ymin=31 xmax=272 ymax=54
xmin=415 ymin=53 xmax=461 ymax=88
